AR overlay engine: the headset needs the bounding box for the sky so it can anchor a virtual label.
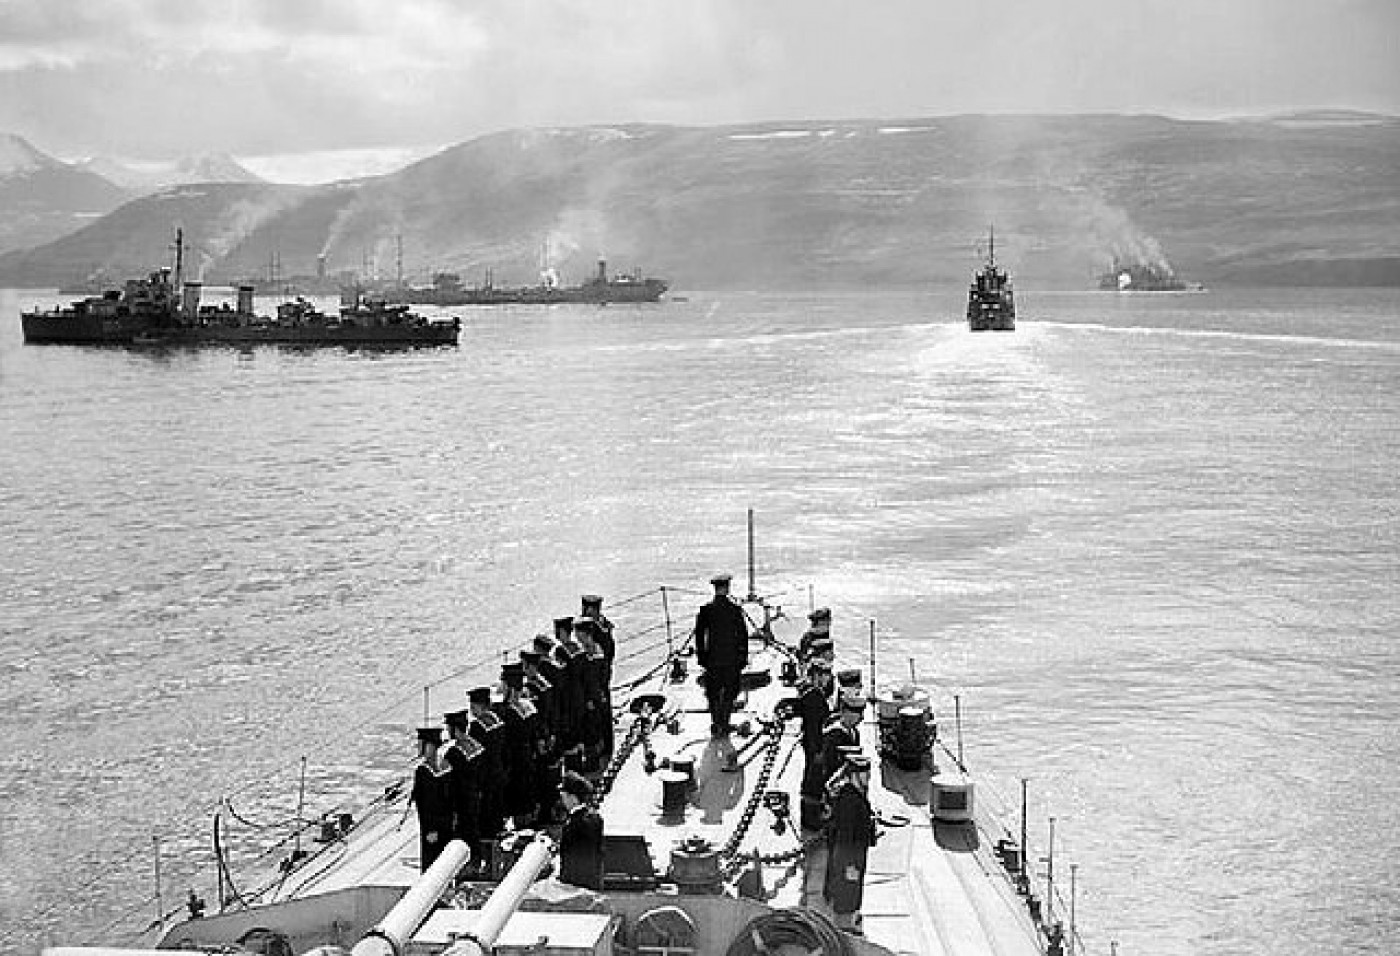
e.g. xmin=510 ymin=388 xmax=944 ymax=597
xmin=1 ymin=0 xmax=1397 ymax=182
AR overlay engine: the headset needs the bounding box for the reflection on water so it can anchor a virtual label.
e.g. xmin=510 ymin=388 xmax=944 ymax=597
xmin=1 ymin=288 xmax=1398 ymax=954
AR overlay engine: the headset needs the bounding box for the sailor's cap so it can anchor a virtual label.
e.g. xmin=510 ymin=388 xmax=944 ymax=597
xmin=581 ymin=594 xmax=604 ymax=608
xmin=559 ymin=771 xmax=594 ymax=801
xmin=520 ymin=649 xmax=543 ymax=665
xmin=808 ymin=607 xmax=832 ymax=623
xmin=553 ymin=615 xmax=575 ymax=633
xmin=532 ymin=633 xmax=557 ymax=653
xmin=416 ymin=726 xmax=444 ymax=744
xmin=710 ymin=573 xmax=733 ymax=586
xmin=467 ymin=686 xmax=493 ymax=705
xmin=443 ymin=709 xmax=471 ymax=729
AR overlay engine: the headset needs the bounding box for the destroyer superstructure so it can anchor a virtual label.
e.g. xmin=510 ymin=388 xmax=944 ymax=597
xmin=966 ymin=227 xmax=1016 ymax=331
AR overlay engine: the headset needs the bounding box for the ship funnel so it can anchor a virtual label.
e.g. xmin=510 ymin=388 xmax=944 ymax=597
xmin=316 ymin=255 xmax=327 ymax=280
xmin=597 ymin=258 xmax=607 ymax=283
xmin=181 ymin=281 xmax=202 ymax=320
xmin=236 ymin=285 xmax=255 ymax=315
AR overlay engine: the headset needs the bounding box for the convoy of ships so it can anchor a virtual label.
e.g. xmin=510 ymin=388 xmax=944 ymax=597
xmin=21 ymin=234 xmax=671 ymax=347
xmin=18 ymin=221 xmax=1221 ymax=345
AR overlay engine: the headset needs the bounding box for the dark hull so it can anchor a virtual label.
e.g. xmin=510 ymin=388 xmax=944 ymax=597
xmin=22 ymin=312 xmax=151 ymax=344
xmin=398 ymin=280 xmax=668 ymax=306
xmin=967 ymin=293 xmax=1016 ymax=332
xmin=182 ymin=323 xmax=459 ymax=346
xmin=23 ymin=316 xmax=459 ymax=347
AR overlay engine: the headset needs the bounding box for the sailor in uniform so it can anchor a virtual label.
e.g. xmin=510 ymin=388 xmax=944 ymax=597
xmin=824 ymin=752 xmax=879 ymax=932
xmin=521 ymin=648 xmax=562 ymax=825
xmin=495 ymin=661 xmax=538 ymax=827
xmin=578 ymin=594 xmax=616 ymax=672
xmin=409 ymin=726 xmax=452 ymax=871
xmin=798 ymin=607 xmax=833 ymax=662
xmin=467 ymin=686 xmax=506 ymax=860
xmin=550 ymin=629 xmax=590 ymax=775
xmin=820 ymin=694 xmax=865 ymax=798
xmin=573 ymin=618 xmax=611 ymax=770
xmin=797 ymin=658 xmax=836 ymax=830
xmin=441 ymin=709 xmax=485 ymax=861
xmin=557 ymin=771 xmax=605 ymax=891
xmin=694 ymin=573 xmax=750 ymax=738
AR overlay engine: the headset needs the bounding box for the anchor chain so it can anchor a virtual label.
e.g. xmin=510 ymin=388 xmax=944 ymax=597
xmin=717 ymin=719 xmax=787 ymax=869
xmin=589 ymin=714 xmax=647 ymax=807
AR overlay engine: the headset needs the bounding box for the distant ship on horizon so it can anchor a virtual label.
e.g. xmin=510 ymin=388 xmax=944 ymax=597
xmin=1097 ymin=259 xmax=1205 ymax=292
xmin=391 ymin=257 xmax=669 ymax=306
xmin=966 ymin=226 xmax=1016 ymax=331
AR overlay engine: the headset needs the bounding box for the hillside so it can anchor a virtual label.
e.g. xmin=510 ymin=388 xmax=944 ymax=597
xmin=2 ymin=114 xmax=1397 ymax=289
xmin=0 ymin=133 xmax=132 ymax=256
xmin=77 ymin=153 xmax=266 ymax=194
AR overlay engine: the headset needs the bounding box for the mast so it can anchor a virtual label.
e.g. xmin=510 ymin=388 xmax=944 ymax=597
xmin=173 ymin=228 xmax=184 ymax=288
xmin=988 ymin=224 xmax=996 ymax=268
xmin=396 ymin=234 xmax=404 ymax=289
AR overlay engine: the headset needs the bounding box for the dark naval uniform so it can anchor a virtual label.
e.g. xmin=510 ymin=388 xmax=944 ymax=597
xmin=468 ymin=692 xmax=506 ymax=851
xmin=694 ymin=576 xmax=749 ymax=735
xmin=410 ymin=729 xmax=452 ymax=872
xmin=559 ymin=803 xmax=605 ymax=891
xmin=824 ymin=773 xmax=878 ymax=919
xmin=495 ymin=664 xmax=539 ymax=827
xmin=440 ymin=717 xmax=484 ymax=851
xmin=797 ymin=676 xmax=833 ymax=829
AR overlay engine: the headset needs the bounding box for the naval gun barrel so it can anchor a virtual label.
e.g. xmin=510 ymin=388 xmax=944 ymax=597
xmin=350 ymin=838 xmax=471 ymax=956
xmin=442 ymin=835 xmax=556 ymax=956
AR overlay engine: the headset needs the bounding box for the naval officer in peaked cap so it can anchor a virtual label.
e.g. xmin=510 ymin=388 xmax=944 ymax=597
xmin=694 ymin=572 xmax=750 ymax=739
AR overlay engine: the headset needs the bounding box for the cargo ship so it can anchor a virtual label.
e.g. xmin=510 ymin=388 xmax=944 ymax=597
xmin=44 ymin=516 xmax=1086 ymax=956
xmin=394 ymin=259 xmax=669 ymax=306
xmin=22 ymin=232 xmax=460 ymax=347
xmin=966 ymin=227 xmax=1016 ymax=331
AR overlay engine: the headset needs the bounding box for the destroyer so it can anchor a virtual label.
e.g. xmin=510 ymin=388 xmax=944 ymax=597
xmin=46 ymin=518 xmax=1083 ymax=956
xmin=966 ymin=227 xmax=1016 ymax=331
xmin=21 ymin=231 xmax=460 ymax=347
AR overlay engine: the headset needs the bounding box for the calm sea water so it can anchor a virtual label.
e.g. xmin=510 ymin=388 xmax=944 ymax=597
xmin=1 ymin=287 xmax=1397 ymax=955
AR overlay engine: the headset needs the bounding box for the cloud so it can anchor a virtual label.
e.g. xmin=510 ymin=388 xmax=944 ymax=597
xmin=0 ymin=0 xmax=1397 ymax=161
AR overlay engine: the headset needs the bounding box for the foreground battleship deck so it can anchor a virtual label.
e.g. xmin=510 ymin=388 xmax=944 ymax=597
xmin=48 ymin=589 xmax=1069 ymax=956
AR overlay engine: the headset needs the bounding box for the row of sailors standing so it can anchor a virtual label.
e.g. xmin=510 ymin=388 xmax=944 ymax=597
xmin=409 ymin=594 xmax=616 ymax=875
xmin=793 ymin=605 xmax=880 ymax=933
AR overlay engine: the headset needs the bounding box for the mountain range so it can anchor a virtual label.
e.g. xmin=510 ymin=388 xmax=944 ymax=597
xmin=75 ymin=153 xmax=264 ymax=195
xmin=0 ymin=135 xmax=265 ymax=258
xmin=1 ymin=111 xmax=1397 ymax=290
